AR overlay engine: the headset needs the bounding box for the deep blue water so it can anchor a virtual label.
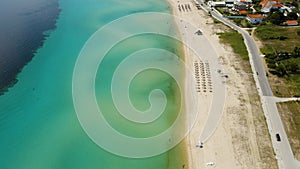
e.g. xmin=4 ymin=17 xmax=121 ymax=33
xmin=0 ymin=0 xmax=60 ymax=94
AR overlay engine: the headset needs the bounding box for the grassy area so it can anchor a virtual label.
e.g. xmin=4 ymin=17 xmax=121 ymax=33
xmin=269 ymin=73 xmax=300 ymax=97
xmin=215 ymin=7 xmax=226 ymax=14
xmin=265 ymin=56 xmax=300 ymax=97
xmin=232 ymin=18 xmax=252 ymax=28
xmin=277 ymin=101 xmax=300 ymax=161
xmin=213 ymin=18 xmax=221 ymax=24
xmin=255 ymin=25 xmax=300 ymax=54
xmin=217 ymin=29 xmax=249 ymax=60
xmin=254 ymin=25 xmax=300 ymax=97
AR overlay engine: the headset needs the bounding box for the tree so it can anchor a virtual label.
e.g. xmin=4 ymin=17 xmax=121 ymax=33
xmin=291 ymin=1 xmax=299 ymax=8
xmin=293 ymin=47 xmax=300 ymax=57
xmin=287 ymin=61 xmax=299 ymax=73
xmin=287 ymin=12 xmax=298 ymax=20
xmin=276 ymin=63 xmax=287 ymax=76
xmin=268 ymin=11 xmax=284 ymax=25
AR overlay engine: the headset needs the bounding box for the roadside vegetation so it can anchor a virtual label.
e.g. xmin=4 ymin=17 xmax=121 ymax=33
xmin=232 ymin=18 xmax=253 ymax=28
xmin=255 ymin=25 xmax=300 ymax=97
xmin=277 ymin=101 xmax=300 ymax=160
xmin=213 ymin=18 xmax=221 ymax=23
xmin=217 ymin=29 xmax=249 ymax=60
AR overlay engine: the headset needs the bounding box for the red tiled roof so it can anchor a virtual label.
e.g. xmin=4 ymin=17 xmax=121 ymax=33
xmin=239 ymin=10 xmax=248 ymax=14
xmin=260 ymin=0 xmax=281 ymax=8
xmin=247 ymin=14 xmax=264 ymax=18
xmin=286 ymin=20 xmax=299 ymax=25
xmin=272 ymin=3 xmax=283 ymax=7
xmin=259 ymin=0 xmax=268 ymax=7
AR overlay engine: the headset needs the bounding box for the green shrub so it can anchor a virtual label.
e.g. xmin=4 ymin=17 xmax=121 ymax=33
xmin=279 ymin=36 xmax=288 ymax=40
xmin=268 ymin=62 xmax=277 ymax=69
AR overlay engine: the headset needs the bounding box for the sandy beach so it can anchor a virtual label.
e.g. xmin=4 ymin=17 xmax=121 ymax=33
xmin=167 ymin=0 xmax=278 ymax=169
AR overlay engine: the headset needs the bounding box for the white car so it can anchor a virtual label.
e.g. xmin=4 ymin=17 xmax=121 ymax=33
xmin=206 ymin=162 xmax=215 ymax=166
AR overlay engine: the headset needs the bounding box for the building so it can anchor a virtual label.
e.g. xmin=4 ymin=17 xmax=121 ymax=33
xmin=234 ymin=1 xmax=247 ymax=11
xmin=246 ymin=14 xmax=265 ymax=24
xmin=285 ymin=20 xmax=299 ymax=26
xmin=239 ymin=9 xmax=248 ymax=15
xmin=225 ymin=0 xmax=235 ymax=7
xmin=211 ymin=1 xmax=226 ymax=7
xmin=260 ymin=0 xmax=282 ymax=13
xmin=236 ymin=0 xmax=253 ymax=3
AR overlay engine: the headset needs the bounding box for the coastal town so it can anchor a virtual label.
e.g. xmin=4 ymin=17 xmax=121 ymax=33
xmin=207 ymin=0 xmax=299 ymax=26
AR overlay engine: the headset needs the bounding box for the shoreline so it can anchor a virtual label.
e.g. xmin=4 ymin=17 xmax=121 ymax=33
xmin=165 ymin=0 xmax=190 ymax=168
xmin=166 ymin=0 xmax=198 ymax=168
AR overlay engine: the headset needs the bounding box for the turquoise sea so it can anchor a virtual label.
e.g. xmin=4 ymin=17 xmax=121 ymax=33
xmin=0 ymin=0 xmax=187 ymax=168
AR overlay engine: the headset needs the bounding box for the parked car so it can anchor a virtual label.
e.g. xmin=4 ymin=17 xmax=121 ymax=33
xmin=276 ymin=133 xmax=281 ymax=142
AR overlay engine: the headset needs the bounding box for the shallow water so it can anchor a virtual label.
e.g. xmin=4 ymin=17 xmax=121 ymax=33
xmin=0 ymin=0 xmax=186 ymax=168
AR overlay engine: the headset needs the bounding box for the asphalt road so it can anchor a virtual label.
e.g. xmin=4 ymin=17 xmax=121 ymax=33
xmin=195 ymin=1 xmax=300 ymax=168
